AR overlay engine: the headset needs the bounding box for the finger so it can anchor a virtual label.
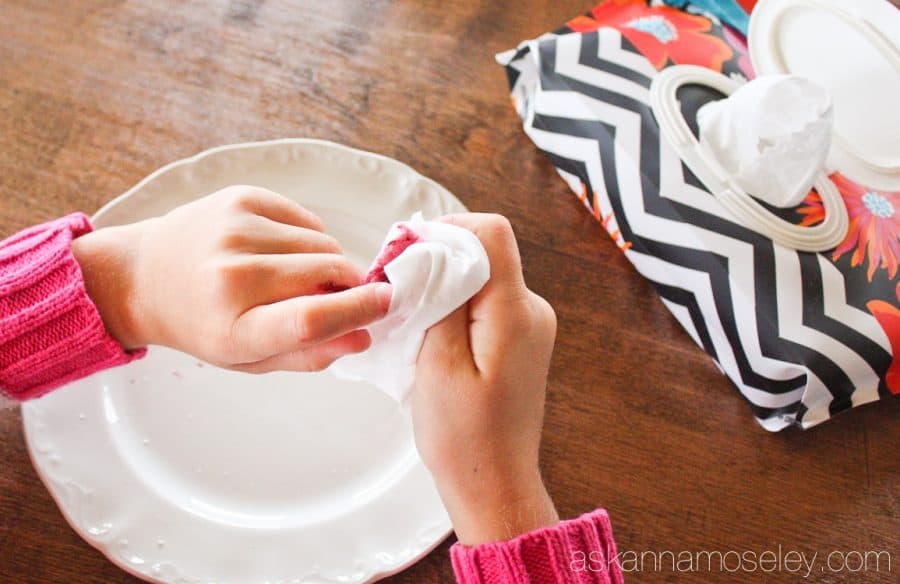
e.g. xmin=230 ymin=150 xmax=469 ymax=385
xmin=438 ymin=214 xmax=532 ymax=373
xmin=232 ymin=282 xmax=393 ymax=358
xmin=242 ymin=216 xmax=341 ymax=254
xmin=225 ymin=185 xmax=325 ymax=231
xmin=418 ymin=303 xmax=474 ymax=372
xmin=235 ymin=253 xmax=365 ymax=306
xmin=232 ymin=330 xmax=372 ymax=373
xmin=439 ymin=213 xmax=527 ymax=296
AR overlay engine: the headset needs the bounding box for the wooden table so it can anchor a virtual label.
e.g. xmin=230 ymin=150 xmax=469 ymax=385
xmin=1 ymin=1 xmax=897 ymax=582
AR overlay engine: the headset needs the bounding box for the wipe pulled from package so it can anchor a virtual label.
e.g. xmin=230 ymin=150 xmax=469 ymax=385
xmin=329 ymin=213 xmax=490 ymax=404
xmin=697 ymin=74 xmax=833 ymax=208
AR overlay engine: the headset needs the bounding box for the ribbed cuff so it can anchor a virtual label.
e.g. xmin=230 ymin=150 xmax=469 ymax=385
xmin=0 ymin=213 xmax=146 ymax=401
xmin=450 ymin=509 xmax=624 ymax=584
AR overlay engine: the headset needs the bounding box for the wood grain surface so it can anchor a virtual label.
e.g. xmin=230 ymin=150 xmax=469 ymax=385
xmin=0 ymin=1 xmax=897 ymax=582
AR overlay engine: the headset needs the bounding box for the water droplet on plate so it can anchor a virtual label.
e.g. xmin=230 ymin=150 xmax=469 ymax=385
xmin=87 ymin=522 xmax=112 ymax=536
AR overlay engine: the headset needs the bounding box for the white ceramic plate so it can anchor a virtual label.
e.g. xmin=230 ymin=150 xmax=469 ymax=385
xmin=22 ymin=139 xmax=461 ymax=583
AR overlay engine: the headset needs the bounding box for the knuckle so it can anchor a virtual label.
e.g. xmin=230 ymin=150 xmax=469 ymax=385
xmin=203 ymin=262 xmax=249 ymax=315
xmin=203 ymin=260 xmax=229 ymax=294
xmin=293 ymin=309 xmax=320 ymax=344
xmin=209 ymin=185 xmax=241 ymax=202
xmin=329 ymin=255 xmax=351 ymax=274
xmin=217 ymin=222 xmax=251 ymax=250
xmin=230 ymin=193 xmax=256 ymax=213
xmin=530 ymin=293 xmax=557 ymax=332
xmin=320 ymin=234 xmax=342 ymax=253
xmin=213 ymin=256 xmax=249 ymax=288
xmin=225 ymin=186 xmax=267 ymax=212
xmin=328 ymin=256 xmax=363 ymax=284
xmin=505 ymin=292 xmax=556 ymax=340
xmin=500 ymin=299 xmax=531 ymax=332
xmin=302 ymin=209 xmax=325 ymax=232
xmin=307 ymin=353 xmax=337 ymax=372
xmin=354 ymin=287 xmax=375 ymax=317
xmin=481 ymin=214 xmax=514 ymax=239
xmin=219 ymin=185 xmax=248 ymax=202
xmin=218 ymin=318 xmax=244 ymax=361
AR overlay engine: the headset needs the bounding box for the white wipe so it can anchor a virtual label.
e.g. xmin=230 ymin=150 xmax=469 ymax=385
xmin=330 ymin=213 xmax=490 ymax=404
xmin=697 ymin=74 xmax=833 ymax=208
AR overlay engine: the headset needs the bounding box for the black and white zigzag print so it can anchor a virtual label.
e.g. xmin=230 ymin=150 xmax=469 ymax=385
xmin=499 ymin=28 xmax=894 ymax=430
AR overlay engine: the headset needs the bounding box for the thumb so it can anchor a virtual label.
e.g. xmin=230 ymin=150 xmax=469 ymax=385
xmin=417 ymin=303 xmax=474 ymax=372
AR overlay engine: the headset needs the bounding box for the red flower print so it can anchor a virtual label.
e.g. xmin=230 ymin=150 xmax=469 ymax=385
xmin=800 ymin=178 xmax=900 ymax=393
xmin=798 ymin=173 xmax=899 ymax=282
xmin=568 ymin=0 xmax=734 ymax=71
xmin=796 ymin=191 xmax=826 ymax=228
xmin=867 ymin=298 xmax=900 ymax=394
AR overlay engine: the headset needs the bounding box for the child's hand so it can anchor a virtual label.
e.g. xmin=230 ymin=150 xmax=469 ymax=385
xmin=72 ymin=186 xmax=392 ymax=373
xmin=411 ymin=213 xmax=559 ymax=545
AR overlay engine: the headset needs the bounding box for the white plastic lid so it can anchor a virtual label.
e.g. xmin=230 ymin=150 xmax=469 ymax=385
xmin=749 ymin=0 xmax=900 ymax=191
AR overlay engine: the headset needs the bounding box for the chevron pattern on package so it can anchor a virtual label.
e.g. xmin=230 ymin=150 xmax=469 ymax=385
xmin=498 ymin=27 xmax=897 ymax=430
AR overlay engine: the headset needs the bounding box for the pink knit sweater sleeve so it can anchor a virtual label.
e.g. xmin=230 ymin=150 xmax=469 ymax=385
xmin=451 ymin=509 xmax=624 ymax=584
xmin=0 ymin=213 xmax=145 ymax=402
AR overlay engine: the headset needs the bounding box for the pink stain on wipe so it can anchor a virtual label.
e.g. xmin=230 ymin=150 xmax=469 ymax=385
xmin=364 ymin=225 xmax=420 ymax=284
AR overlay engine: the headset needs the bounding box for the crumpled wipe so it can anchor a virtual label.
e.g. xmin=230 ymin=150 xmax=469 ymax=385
xmin=329 ymin=213 xmax=490 ymax=404
xmin=697 ymin=74 xmax=833 ymax=208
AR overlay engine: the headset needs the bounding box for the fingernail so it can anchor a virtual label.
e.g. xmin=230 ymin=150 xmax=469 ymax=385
xmin=372 ymin=282 xmax=393 ymax=311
